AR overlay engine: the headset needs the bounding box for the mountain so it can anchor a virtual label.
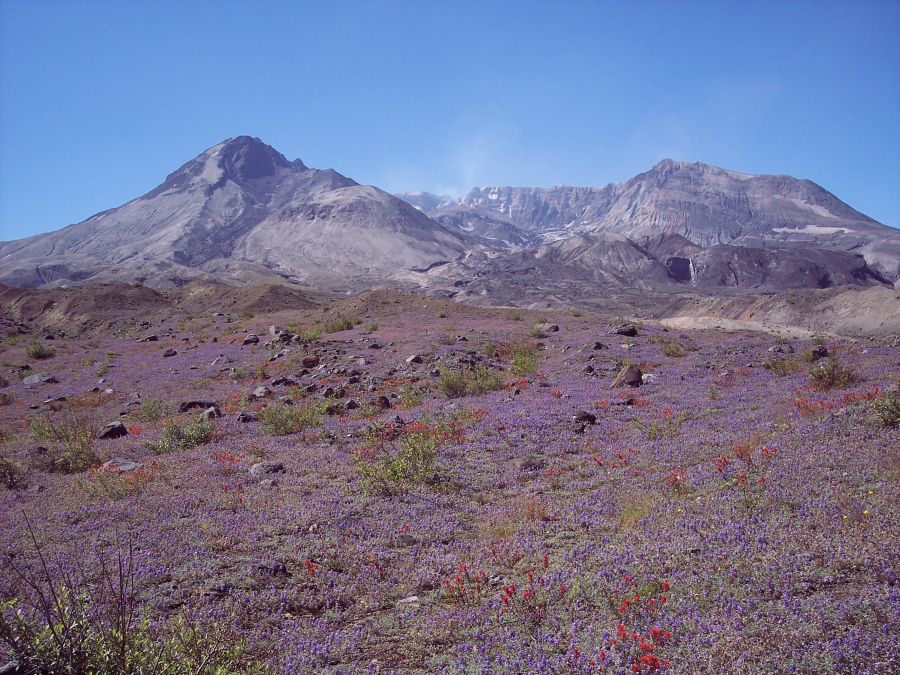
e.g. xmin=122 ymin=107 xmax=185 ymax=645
xmin=1 ymin=140 xmax=896 ymax=301
xmin=0 ymin=137 xmax=470 ymax=290
xmin=400 ymin=160 xmax=900 ymax=282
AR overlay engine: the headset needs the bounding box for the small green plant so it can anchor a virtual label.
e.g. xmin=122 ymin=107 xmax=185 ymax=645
xmin=438 ymin=369 xmax=468 ymax=398
xmin=399 ymin=383 xmax=424 ymax=409
xmin=353 ymin=424 xmax=439 ymax=496
xmin=571 ymin=310 xmax=583 ymax=317
xmin=437 ymin=311 xmax=447 ymax=319
xmin=871 ymin=391 xmax=900 ymax=429
xmin=507 ymin=311 xmax=522 ymax=321
xmin=297 ymin=326 xmax=322 ymax=341
xmin=0 ymin=529 xmax=271 ymax=675
xmin=529 ymin=327 xmax=546 ymax=338
xmin=81 ymin=465 xmax=154 ymax=500
xmin=707 ymin=384 xmax=721 ymax=401
xmin=26 ymin=342 xmax=55 ymax=360
xmin=536 ymin=316 xmax=549 ymax=324
xmin=139 ymin=396 xmax=172 ymax=422
xmin=661 ymin=342 xmax=686 ymax=357
xmin=504 ymin=340 xmax=540 ymax=377
xmin=238 ymin=310 xmax=254 ymax=320
xmin=30 ymin=414 xmax=101 ymax=473
xmin=0 ymin=456 xmax=25 ymax=489
xmin=144 ymin=416 xmax=216 ymax=455
xmin=96 ymin=363 xmax=110 ymax=377
xmin=482 ymin=340 xmax=497 ymax=357
xmin=258 ymin=403 xmax=323 ymax=435
xmin=81 ymin=355 xmax=96 ymax=367
xmin=364 ymin=321 xmax=379 ymax=332
xmin=762 ymin=357 xmax=803 ymax=377
xmin=812 ymin=333 xmax=829 ymax=346
xmin=230 ymin=365 xmax=250 ymax=381
xmin=807 ymin=357 xmax=857 ymax=391
xmin=325 ymin=315 xmax=357 ymax=333
xmin=469 ymin=367 xmax=505 ymax=395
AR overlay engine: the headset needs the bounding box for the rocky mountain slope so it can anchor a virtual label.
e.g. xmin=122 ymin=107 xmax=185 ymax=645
xmin=400 ymin=160 xmax=900 ymax=282
xmin=1 ymin=138 xmax=897 ymax=302
xmin=0 ymin=137 xmax=471 ymax=291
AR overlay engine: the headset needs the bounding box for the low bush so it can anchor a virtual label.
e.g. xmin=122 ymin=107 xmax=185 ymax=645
xmin=871 ymin=391 xmax=900 ymax=429
xmin=324 ymin=315 xmax=358 ymax=333
xmin=763 ymin=357 xmax=803 ymax=377
xmin=503 ymin=340 xmax=541 ymax=377
xmin=438 ymin=367 xmax=504 ymax=398
xmin=807 ymin=357 xmax=857 ymax=391
xmin=353 ymin=423 xmax=439 ymax=496
xmin=0 ymin=532 xmax=271 ymax=675
xmin=258 ymin=402 xmax=322 ymax=435
xmin=30 ymin=414 xmax=101 ymax=473
xmin=297 ymin=326 xmax=322 ymax=341
xmin=0 ymin=456 xmax=25 ymax=489
xmin=26 ymin=342 xmax=55 ymax=360
xmin=144 ymin=416 xmax=216 ymax=455
xmin=661 ymin=342 xmax=686 ymax=357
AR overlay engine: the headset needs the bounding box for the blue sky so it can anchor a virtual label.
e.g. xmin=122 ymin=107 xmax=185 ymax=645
xmin=1 ymin=0 xmax=898 ymax=241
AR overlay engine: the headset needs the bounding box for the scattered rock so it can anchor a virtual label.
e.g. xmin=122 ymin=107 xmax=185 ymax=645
xmin=236 ymin=411 xmax=258 ymax=423
xmin=97 ymin=422 xmax=128 ymax=440
xmin=581 ymin=364 xmax=594 ymax=374
xmin=162 ymin=348 xmax=177 ymax=357
xmin=301 ymin=355 xmax=320 ymax=368
xmin=210 ymin=355 xmax=233 ymax=365
xmin=397 ymin=595 xmax=420 ymax=606
xmin=641 ymin=373 xmax=658 ymax=385
xmin=540 ymin=324 xmax=560 ymax=332
xmin=367 ymin=343 xmax=382 ymax=350
xmin=100 ymin=457 xmax=141 ymax=472
xmin=271 ymin=377 xmax=297 ymax=387
xmin=242 ymin=334 xmax=260 ymax=345
xmin=406 ymin=354 xmax=424 ymax=364
xmin=611 ymin=324 xmax=638 ymax=337
xmin=768 ymin=344 xmax=794 ymax=354
xmin=137 ymin=334 xmax=159 ymax=342
xmin=611 ymin=365 xmax=643 ymax=389
xmin=179 ymin=401 xmax=216 ymax=413
xmin=201 ymin=406 xmax=221 ymax=420
xmin=504 ymin=456 xmax=545 ymax=472
xmin=23 ymin=373 xmax=57 ymax=386
xmin=811 ymin=345 xmax=829 ymax=361
xmin=345 ymin=399 xmax=359 ymax=410
xmin=398 ymin=534 xmax=418 ymax=546
xmin=573 ymin=411 xmax=596 ymax=424
xmin=259 ymin=478 xmax=277 ymax=488
xmin=249 ymin=461 xmax=285 ymax=478
xmin=375 ymin=395 xmax=392 ymax=409
xmin=252 ymin=386 xmax=273 ymax=399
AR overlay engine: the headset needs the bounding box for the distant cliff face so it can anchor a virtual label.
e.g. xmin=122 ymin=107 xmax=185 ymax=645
xmin=399 ymin=160 xmax=900 ymax=282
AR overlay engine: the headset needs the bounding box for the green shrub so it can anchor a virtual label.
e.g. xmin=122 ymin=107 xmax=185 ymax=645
xmin=0 ymin=456 xmax=25 ymax=489
xmin=258 ymin=403 xmax=322 ymax=435
xmin=30 ymin=415 xmax=101 ymax=473
xmin=0 ymin=537 xmax=270 ymax=675
xmin=353 ymin=425 xmax=439 ymax=496
xmin=807 ymin=357 xmax=857 ymax=391
xmin=661 ymin=342 xmax=686 ymax=357
xmin=871 ymin=391 xmax=900 ymax=429
xmin=297 ymin=326 xmax=322 ymax=341
xmin=438 ymin=369 xmax=468 ymax=398
xmin=139 ymin=396 xmax=172 ymax=422
xmin=144 ymin=416 xmax=216 ymax=455
xmin=812 ymin=333 xmax=829 ymax=346
xmin=469 ymin=367 xmax=505 ymax=395
xmin=325 ymin=315 xmax=357 ymax=333
xmin=571 ymin=310 xmax=583 ymax=317
xmin=26 ymin=342 xmax=55 ymax=360
xmin=365 ymin=322 xmax=379 ymax=332
xmin=763 ymin=357 xmax=803 ymax=377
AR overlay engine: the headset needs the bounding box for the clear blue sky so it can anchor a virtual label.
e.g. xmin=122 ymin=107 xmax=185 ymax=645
xmin=1 ymin=0 xmax=898 ymax=241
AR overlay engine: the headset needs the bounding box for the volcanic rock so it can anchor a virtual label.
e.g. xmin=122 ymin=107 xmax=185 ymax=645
xmin=611 ymin=365 xmax=643 ymax=389
xmin=97 ymin=422 xmax=129 ymax=440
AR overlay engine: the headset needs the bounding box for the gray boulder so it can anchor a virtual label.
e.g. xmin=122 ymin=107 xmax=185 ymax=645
xmin=23 ymin=373 xmax=57 ymax=386
xmin=611 ymin=365 xmax=643 ymax=388
xmin=249 ymin=461 xmax=285 ymax=478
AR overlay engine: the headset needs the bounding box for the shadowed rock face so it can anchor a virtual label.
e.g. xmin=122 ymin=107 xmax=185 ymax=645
xmin=0 ymin=137 xmax=470 ymax=289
